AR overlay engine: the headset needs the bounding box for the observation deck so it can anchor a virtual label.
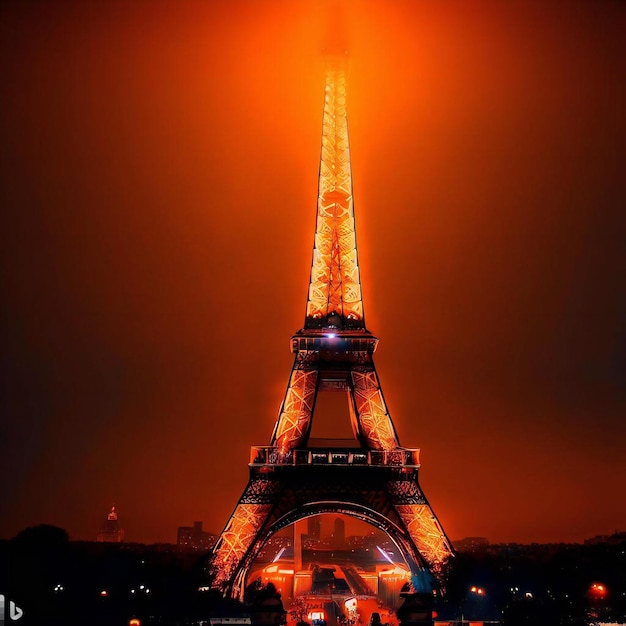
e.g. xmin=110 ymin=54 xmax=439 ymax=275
xmin=290 ymin=329 xmax=379 ymax=354
xmin=250 ymin=444 xmax=420 ymax=468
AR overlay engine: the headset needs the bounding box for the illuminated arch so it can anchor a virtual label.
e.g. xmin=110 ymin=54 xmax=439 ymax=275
xmin=228 ymin=501 xmax=438 ymax=600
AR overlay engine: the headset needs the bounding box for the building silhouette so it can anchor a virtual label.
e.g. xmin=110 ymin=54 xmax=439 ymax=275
xmin=332 ymin=517 xmax=346 ymax=548
xmin=177 ymin=521 xmax=215 ymax=550
xmin=96 ymin=505 xmax=124 ymax=543
xmin=307 ymin=516 xmax=321 ymax=539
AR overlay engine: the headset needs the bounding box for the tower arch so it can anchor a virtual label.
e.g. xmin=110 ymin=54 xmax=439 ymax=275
xmin=229 ymin=502 xmax=431 ymax=599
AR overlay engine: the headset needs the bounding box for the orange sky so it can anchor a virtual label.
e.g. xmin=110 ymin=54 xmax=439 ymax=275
xmin=1 ymin=0 xmax=625 ymax=545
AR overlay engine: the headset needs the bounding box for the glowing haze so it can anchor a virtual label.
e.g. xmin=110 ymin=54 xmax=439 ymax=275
xmin=1 ymin=0 xmax=624 ymax=545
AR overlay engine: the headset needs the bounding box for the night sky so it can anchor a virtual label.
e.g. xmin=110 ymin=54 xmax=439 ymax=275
xmin=1 ymin=0 xmax=625 ymax=546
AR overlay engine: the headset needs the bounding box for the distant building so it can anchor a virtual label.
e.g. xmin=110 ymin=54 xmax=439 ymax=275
xmin=332 ymin=517 xmax=345 ymax=548
xmin=307 ymin=516 xmax=321 ymax=539
xmin=454 ymin=537 xmax=490 ymax=552
xmin=97 ymin=505 xmax=124 ymax=543
xmin=177 ymin=521 xmax=216 ymax=550
xmin=584 ymin=530 xmax=626 ymax=546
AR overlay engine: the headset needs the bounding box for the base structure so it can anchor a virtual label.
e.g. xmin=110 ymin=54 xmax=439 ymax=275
xmin=209 ymin=445 xmax=453 ymax=598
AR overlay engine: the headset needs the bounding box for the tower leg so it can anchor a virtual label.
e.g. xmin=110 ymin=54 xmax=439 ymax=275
xmin=210 ymin=474 xmax=283 ymax=594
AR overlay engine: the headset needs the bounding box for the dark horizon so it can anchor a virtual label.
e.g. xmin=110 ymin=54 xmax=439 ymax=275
xmin=3 ymin=511 xmax=625 ymax=550
xmin=1 ymin=0 xmax=625 ymax=546
xmin=3 ymin=525 xmax=624 ymax=625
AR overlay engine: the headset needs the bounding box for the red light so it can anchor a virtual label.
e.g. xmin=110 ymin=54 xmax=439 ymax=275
xmin=590 ymin=582 xmax=607 ymax=598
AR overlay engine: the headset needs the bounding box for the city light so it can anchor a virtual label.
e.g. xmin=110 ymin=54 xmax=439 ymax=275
xmin=590 ymin=582 xmax=608 ymax=598
xmin=308 ymin=611 xmax=325 ymax=622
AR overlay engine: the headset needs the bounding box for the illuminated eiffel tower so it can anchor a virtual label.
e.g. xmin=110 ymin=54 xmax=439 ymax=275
xmin=209 ymin=57 xmax=453 ymax=599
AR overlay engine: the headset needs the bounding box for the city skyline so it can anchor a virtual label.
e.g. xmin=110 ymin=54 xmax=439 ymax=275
xmin=1 ymin=0 xmax=625 ymax=546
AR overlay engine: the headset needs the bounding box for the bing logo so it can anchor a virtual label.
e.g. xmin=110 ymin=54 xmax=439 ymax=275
xmin=0 ymin=595 xmax=24 ymax=622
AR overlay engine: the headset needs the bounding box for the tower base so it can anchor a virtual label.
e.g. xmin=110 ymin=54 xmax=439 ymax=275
xmin=209 ymin=447 xmax=453 ymax=598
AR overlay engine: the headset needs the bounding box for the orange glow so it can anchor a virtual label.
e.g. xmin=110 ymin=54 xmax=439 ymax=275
xmin=2 ymin=0 xmax=623 ymax=560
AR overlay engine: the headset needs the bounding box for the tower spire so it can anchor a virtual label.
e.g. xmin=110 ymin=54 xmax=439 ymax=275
xmin=269 ymin=60 xmax=399 ymax=453
xmin=305 ymin=58 xmax=364 ymax=330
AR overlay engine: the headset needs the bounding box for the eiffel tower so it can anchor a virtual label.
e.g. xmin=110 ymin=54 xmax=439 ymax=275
xmin=209 ymin=56 xmax=453 ymax=599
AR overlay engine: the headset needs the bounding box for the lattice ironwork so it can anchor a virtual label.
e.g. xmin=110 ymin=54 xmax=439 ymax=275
xmin=211 ymin=502 xmax=272 ymax=588
xmin=351 ymin=369 xmax=398 ymax=450
xmin=272 ymin=368 xmax=318 ymax=452
xmin=306 ymin=61 xmax=363 ymax=327
xmin=239 ymin=478 xmax=282 ymax=504
xmin=387 ymin=478 xmax=428 ymax=505
xmin=396 ymin=504 xmax=454 ymax=575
